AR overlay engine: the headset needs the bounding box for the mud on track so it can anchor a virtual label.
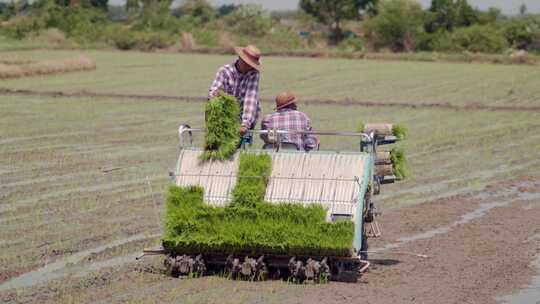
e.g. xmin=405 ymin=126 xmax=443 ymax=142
xmin=2 ymin=87 xmax=540 ymax=113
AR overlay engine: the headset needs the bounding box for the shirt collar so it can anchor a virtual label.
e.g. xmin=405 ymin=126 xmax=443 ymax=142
xmin=277 ymin=107 xmax=294 ymax=113
xmin=232 ymin=60 xmax=256 ymax=77
xmin=232 ymin=60 xmax=240 ymax=75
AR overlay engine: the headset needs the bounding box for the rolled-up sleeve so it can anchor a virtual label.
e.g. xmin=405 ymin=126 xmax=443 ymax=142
xmin=208 ymin=68 xmax=226 ymax=98
xmin=241 ymin=72 xmax=260 ymax=128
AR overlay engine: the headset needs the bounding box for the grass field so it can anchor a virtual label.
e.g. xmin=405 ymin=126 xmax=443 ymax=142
xmin=1 ymin=50 xmax=540 ymax=303
xmin=1 ymin=50 xmax=540 ymax=106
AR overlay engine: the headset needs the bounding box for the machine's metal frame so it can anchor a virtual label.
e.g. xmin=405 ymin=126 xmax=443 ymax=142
xmin=177 ymin=124 xmax=376 ymax=151
xmin=138 ymin=124 xmax=397 ymax=283
xmin=175 ymin=124 xmax=381 ymax=253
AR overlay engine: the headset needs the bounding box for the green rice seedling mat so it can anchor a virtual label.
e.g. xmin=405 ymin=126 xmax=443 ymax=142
xmin=163 ymin=153 xmax=355 ymax=257
xmin=201 ymin=91 xmax=241 ymax=161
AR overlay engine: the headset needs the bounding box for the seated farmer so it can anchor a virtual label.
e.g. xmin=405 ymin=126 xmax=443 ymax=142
xmin=208 ymin=45 xmax=262 ymax=136
xmin=260 ymin=92 xmax=319 ymax=151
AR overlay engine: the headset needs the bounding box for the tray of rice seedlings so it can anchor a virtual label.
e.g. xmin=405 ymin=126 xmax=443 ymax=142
xmin=200 ymin=91 xmax=241 ymax=161
xmin=375 ymin=148 xmax=409 ymax=180
xmin=162 ymin=186 xmax=354 ymax=256
xmin=357 ymin=122 xmax=407 ymax=140
xmin=161 ymin=153 xmax=360 ymax=282
xmin=390 ymin=148 xmax=409 ymax=180
xmin=163 ymin=153 xmax=354 ymax=256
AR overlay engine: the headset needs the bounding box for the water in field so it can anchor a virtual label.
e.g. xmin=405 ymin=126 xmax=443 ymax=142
xmin=497 ymin=240 xmax=540 ymax=304
xmin=373 ymin=200 xmax=510 ymax=253
xmin=373 ymin=181 xmax=540 ymax=253
xmin=0 ymin=233 xmax=159 ymax=292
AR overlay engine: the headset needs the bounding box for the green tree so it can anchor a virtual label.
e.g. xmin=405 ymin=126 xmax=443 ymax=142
xmin=503 ymin=16 xmax=540 ymax=50
xmin=217 ymin=4 xmax=238 ymax=17
xmin=473 ymin=7 xmax=501 ymax=25
xmin=125 ymin=0 xmax=139 ymax=13
xmin=174 ymin=0 xmax=216 ymax=23
xmin=88 ymin=0 xmax=108 ymax=11
xmin=224 ymin=4 xmax=271 ymax=37
xmin=364 ymin=0 xmax=426 ymax=51
xmin=432 ymin=24 xmax=508 ymax=53
xmin=126 ymin=0 xmax=172 ymax=12
xmin=128 ymin=0 xmax=178 ymax=32
xmin=454 ymin=0 xmax=477 ymax=27
xmin=425 ymin=0 xmax=456 ymax=32
xmin=425 ymin=0 xmax=477 ymax=33
xmin=8 ymin=0 xmax=110 ymax=40
xmin=54 ymin=0 xmax=108 ymax=11
xmin=0 ymin=1 xmax=15 ymax=20
xmin=299 ymin=0 xmax=361 ymax=43
xmin=359 ymin=0 xmax=378 ymax=16
xmin=519 ymin=3 xmax=527 ymax=16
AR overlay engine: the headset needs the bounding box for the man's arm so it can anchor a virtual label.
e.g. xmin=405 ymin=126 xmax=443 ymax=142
xmin=208 ymin=67 xmax=226 ymax=98
xmin=241 ymin=72 xmax=260 ymax=128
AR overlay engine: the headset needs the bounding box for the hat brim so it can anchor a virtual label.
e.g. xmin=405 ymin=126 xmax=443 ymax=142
xmin=276 ymin=99 xmax=297 ymax=110
xmin=235 ymin=47 xmax=262 ymax=71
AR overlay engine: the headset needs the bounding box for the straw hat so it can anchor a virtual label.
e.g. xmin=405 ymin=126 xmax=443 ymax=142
xmin=275 ymin=91 xmax=297 ymax=110
xmin=234 ymin=45 xmax=262 ymax=71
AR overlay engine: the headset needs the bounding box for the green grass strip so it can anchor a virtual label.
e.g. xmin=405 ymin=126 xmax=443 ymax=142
xmin=200 ymin=91 xmax=241 ymax=161
xmin=163 ymin=153 xmax=355 ymax=256
xmin=391 ymin=124 xmax=408 ymax=140
xmin=390 ymin=148 xmax=410 ymax=180
xmin=231 ymin=153 xmax=272 ymax=208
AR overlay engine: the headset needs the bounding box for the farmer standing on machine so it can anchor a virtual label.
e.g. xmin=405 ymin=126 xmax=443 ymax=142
xmin=208 ymin=45 xmax=262 ymax=136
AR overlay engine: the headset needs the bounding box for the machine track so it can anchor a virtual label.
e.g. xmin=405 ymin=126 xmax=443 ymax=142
xmin=163 ymin=253 xmax=365 ymax=283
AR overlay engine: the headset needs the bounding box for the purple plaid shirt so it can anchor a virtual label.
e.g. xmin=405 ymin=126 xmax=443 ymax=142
xmin=260 ymin=108 xmax=318 ymax=151
xmin=208 ymin=61 xmax=261 ymax=128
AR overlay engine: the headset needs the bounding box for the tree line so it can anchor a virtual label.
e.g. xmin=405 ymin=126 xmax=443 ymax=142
xmin=1 ymin=0 xmax=539 ymax=55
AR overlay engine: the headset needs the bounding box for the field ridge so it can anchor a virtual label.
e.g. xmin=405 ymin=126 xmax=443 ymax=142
xmin=2 ymin=87 xmax=539 ymax=113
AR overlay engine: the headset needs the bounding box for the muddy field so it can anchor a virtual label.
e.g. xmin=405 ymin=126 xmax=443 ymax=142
xmin=1 ymin=51 xmax=540 ymax=303
xmin=1 ymin=176 xmax=538 ymax=303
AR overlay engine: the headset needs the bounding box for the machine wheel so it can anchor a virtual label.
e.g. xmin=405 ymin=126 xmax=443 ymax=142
xmin=164 ymin=253 xmax=359 ymax=283
xmin=164 ymin=254 xmax=206 ymax=278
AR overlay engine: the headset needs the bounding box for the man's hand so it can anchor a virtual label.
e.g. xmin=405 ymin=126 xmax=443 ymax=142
xmin=240 ymin=126 xmax=248 ymax=135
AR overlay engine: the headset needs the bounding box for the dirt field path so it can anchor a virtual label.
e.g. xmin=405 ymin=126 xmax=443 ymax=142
xmin=286 ymin=176 xmax=540 ymax=304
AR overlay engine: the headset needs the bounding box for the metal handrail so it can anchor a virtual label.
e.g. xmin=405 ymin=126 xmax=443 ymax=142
xmin=173 ymin=172 xmax=359 ymax=182
xmin=178 ymin=124 xmax=375 ymax=149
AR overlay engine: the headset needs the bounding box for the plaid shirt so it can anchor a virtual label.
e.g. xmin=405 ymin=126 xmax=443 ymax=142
xmin=260 ymin=108 xmax=318 ymax=151
xmin=208 ymin=61 xmax=261 ymax=128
